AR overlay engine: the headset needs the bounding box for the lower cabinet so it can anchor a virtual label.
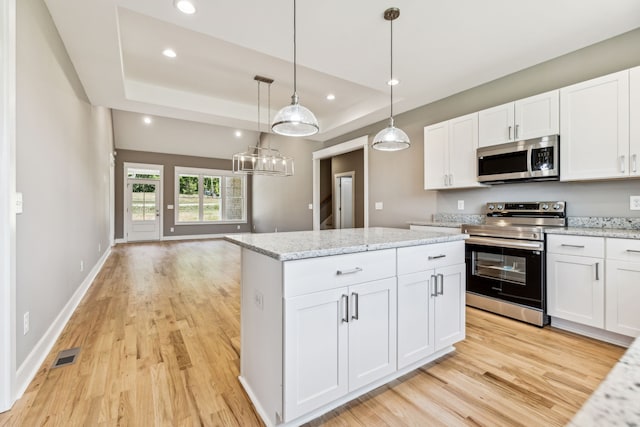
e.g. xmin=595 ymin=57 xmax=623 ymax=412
xmin=283 ymin=277 xmax=396 ymax=421
xmin=397 ymin=263 xmax=465 ymax=369
xmin=605 ymin=238 xmax=640 ymax=337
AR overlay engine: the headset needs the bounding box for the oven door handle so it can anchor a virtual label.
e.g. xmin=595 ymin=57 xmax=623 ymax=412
xmin=465 ymin=236 xmax=544 ymax=251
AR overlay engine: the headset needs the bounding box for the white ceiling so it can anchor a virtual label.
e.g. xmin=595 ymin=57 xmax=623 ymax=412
xmin=44 ymin=0 xmax=640 ymax=142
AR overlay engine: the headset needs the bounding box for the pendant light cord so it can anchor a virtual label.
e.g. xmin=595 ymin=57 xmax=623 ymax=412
xmin=293 ymin=0 xmax=297 ymax=96
xmin=390 ymin=16 xmax=394 ymax=120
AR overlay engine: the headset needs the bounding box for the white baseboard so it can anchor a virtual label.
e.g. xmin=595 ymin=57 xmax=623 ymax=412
xmin=15 ymin=247 xmax=112 ymax=399
xmin=161 ymin=232 xmax=244 ymax=241
xmin=550 ymin=317 xmax=634 ymax=348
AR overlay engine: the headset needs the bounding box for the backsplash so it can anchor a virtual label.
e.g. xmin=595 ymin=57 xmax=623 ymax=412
xmin=568 ymin=217 xmax=640 ymax=229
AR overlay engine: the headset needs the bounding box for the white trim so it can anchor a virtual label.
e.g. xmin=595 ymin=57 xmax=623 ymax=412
xmin=334 ymin=171 xmax=356 ymax=229
xmin=0 ymin=0 xmax=16 ymax=412
xmin=312 ymin=136 xmax=369 ymax=231
xmin=123 ymin=162 xmax=163 ymax=243
xmin=161 ymin=233 xmax=238 ymax=241
xmin=15 ymin=247 xmax=112 ymax=400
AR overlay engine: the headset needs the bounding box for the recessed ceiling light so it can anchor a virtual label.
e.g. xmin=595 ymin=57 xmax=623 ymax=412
xmin=234 ymin=130 xmax=242 ymax=138
xmin=387 ymin=78 xmax=399 ymax=86
xmin=143 ymin=116 xmax=152 ymax=125
xmin=175 ymin=0 xmax=196 ymax=14
xmin=162 ymin=48 xmax=177 ymax=58
xmin=326 ymin=94 xmax=336 ymax=101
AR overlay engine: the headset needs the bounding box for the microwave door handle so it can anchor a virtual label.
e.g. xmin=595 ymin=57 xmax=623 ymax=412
xmin=527 ymin=147 xmax=533 ymax=175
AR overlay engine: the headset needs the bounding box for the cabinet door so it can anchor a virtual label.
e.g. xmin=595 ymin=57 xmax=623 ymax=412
xmin=560 ymin=70 xmax=630 ymax=181
xmin=515 ymin=90 xmax=559 ymax=140
xmin=397 ymin=271 xmax=435 ymax=369
xmin=434 ymin=263 xmax=466 ymax=350
xmin=478 ymin=102 xmax=514 ymax=147
xmin=284 ymin=287 xmax=348 ymax=421
xmin=605 ymin=260 xmax=640 ymax=337
xmin=546 ymin=253 xmax=604 ymax=328
xmin=424 ymin=121 xmax=449 ymax=190
xmin=448 ymin=113 xmax=483 ymax=188
xmin=348 ymin=278 xmax=397 ymax=391
xmin=631 ymin=66 xmax=640 ymax=177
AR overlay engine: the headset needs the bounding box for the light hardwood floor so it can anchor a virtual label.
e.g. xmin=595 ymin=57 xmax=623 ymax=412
xmin=0 ymin=240 xmax=625 ymax=426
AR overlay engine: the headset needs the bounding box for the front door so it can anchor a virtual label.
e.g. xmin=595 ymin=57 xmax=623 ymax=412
xmin=126 ymin=179 xmax=160 ymax=242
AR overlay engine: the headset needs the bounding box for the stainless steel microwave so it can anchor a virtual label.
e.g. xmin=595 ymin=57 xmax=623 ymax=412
xmin=477 ymin=135 xmax=559 ymax=183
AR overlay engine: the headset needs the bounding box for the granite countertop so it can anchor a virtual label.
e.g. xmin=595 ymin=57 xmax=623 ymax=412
xmin=225 ymin=227 xmax=468 ymax=261
xmin=407 ymin=221 xmax=464 ymax=228
xmin=569 ymin=336 xmax=640 ymax=426
xmin=544 ymin=227 xmax=640 ymax=239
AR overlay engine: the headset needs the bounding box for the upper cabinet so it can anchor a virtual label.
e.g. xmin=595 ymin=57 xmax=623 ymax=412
xmin=630 ymin=66 xmax=640 ymax=177
xmin=478 ymin=90 xmax=559 ymax=147
xmin=424 ymin=113 xmax=485 ymax=190
xmin=560 ymin=70 xmax=630 ymax=181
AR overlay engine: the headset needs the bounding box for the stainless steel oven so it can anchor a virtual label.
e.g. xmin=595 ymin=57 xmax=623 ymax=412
xmin=462 ymin=202 xmax=566 ymax=326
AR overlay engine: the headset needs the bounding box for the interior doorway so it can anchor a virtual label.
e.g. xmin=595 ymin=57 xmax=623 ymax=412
xmin=334 ymin=172 xmax=355 ymax=229
xmin=123 ymin=163 xmax=163 ymax=242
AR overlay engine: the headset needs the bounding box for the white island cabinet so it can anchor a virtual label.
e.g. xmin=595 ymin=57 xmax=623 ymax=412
xmin=226 ymin=228 xmax=467 ymax=427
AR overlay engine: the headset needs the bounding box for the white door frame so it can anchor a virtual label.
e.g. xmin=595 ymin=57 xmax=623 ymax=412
xmin=334 ymin=171 xmax=355 ymax=229
xmin=0 ymin=0 xmax=16 ymax=412
xmin=123 ymin=162 xmax=163 ymax=242
xmin=312 ymin=135 xmax=368 ymax=231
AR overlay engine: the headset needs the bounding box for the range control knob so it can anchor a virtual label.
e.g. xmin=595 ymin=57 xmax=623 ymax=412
xmin=496 ymin=204 xmax=504 ymax=210
xmin=488 ymin=204 xmax=495 ymax=210
xmin=541 ymin=204 xmax=549 ymax=210
xmin=553 ymin=203 xmax=561 ymax=210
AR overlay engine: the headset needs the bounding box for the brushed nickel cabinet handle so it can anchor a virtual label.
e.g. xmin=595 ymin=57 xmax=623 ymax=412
xmin=620 ymin=155 xmax=626 ymax=173
xmin=508 ymin=125 xmax=512 ymax=140
xmin=351 ymin=292 xmax=359 ymax=321
xmin=430 ymin=275 xmax=438 ymax=297
xmin=561 ymin=244 xmax=585 ymax=249
xmin=341 ymin=294 xmax=349 ymax=323
xmin=595 ymin=263 xmax=600 ymax=281
xmin=428 ymin=254 xmax=446 ymax=260
xmin=633 ymin=154 xmax=637 ymax=173
xmin=337 ymin=267 xmax=362 ymax=276
xmin=515 ymin=124 xmax=519 ymax=139
xmin=626 ymin=249 xmax=640 ymax=254
xmin=438 ymin=273 xmax=444 ymax=296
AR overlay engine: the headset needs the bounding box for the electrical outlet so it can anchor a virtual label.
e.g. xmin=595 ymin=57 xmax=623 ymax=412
xmin=80 ymin=260 xmax=84 ymax=272
xmin=98 ymin=243 xmax=101 ymax=253
xmin=170 ymin=227 xmax=174 ymax=232
xmin=631 ymin=196 xmax=640 ymax=211
xmin=458 ymin=200 xmax=465 ymax=210
xmin=254 ymin=291 xmax=264 ymax=311
xmin=23 ymin=312 xmax=29 ymax=335
xmin=308 ymin=203 xmax=313 ymax=210
xmin=237 ymin=225 xmax=240 ymax=230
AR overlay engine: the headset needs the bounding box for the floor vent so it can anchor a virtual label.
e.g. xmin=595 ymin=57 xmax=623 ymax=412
xmin=52 ymin=347 xmax=80 ymax=369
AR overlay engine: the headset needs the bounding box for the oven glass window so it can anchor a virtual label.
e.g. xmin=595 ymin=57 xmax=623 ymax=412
xmin=472 ymin=251 xmax=526 ymax=286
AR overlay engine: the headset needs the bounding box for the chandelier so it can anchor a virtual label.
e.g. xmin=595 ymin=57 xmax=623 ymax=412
xmin=233 ymin=76 xmax=295 ymax=176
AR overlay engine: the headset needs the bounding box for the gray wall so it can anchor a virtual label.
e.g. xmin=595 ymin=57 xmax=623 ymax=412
xmin=251 ymin=133 xmax=323 ymax=233
xmin=16 ymin=0 xmax=112 ymax=366
xmin=332 ymin=149 xmax=365 ymax=228
xmin=325 ymin=27 xmax=640 ymax=224
xmin=113 ymin=149 xmax=252 ymax=239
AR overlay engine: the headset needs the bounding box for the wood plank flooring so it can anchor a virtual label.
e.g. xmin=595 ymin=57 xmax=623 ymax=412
xmin=0 ymin=239 xmax=625 ymax=426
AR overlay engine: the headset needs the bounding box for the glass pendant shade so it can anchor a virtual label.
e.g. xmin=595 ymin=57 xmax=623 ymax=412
xmin=272 ymin=94 xmax=319 ymax=137
xmin=372 ymin=118 xmax=410 ymax=151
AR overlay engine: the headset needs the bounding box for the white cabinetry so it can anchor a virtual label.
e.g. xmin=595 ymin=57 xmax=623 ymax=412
xmin=560 ymin=70 xmax=630 ymax=181
xmin=630 ymin=66 xmax=640 ymax=177
xmin=397 ymin=241 xmax=465 ymax=369
xmin=424 ymin=113 xmax=484 ymax=190
xmin=283 ymin=250 xmax=396 ymax=421
xmin=546 ymin=235 xmax=605 ymax=328
xmin=478 ymin=90 xmax=559 ymax=147
xmin=605 ymin=238 xmax=640 ymax=337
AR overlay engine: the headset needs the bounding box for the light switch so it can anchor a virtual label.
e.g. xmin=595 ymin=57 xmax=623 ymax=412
xmin=167 ymin=204 xmax=174 ymax=210
xmin=16 ymin=192 xmax=23 ymax=214
xmin=458 ymin=200 xmax=464 ymax=210
xmin=375 ymin=202 xmax=383 ymax=210
xmin=308 ymin=203 xmax=313 ymax=210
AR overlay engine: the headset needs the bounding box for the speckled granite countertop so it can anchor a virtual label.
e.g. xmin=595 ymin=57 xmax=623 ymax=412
xmin=407 ymin=221 xmax=463 ymax=228
xmin=225 ymin=227 xmax=468 ymax=261
xmin=569 ymin=336 xmax=640 ymax=426
xmin=544 ymin=227 xmax=640 ymax=239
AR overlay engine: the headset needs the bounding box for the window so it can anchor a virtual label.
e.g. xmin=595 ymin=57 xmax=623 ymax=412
xmin=175 ymin=167 xmax=246 ymax=223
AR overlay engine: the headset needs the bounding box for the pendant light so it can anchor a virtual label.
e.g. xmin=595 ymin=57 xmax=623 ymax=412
xmin=271 ymin=0 xmax=319 ymax=137
xmin=372 ymin=7 xmax=410 ymax=152
xmin=232 ymin=76 xmax=295 ymax=176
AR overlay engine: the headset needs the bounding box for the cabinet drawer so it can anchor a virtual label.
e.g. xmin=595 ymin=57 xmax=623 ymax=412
xmin=547 ymin=235 xmax=604 ymax=258
xmin=397 ymin=241 xmax=464 ymax=275
xmin=283 ymin=249 xmax=396 ymax=298
xmin=607 ymin=238 xmax=640 ymax=261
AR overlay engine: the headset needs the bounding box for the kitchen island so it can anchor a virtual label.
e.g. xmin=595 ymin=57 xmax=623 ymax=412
xmin=225 ymin=227 xmax=467 ymax=427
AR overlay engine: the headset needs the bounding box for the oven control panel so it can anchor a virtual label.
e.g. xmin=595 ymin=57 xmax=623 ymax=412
xmin=486 ymin=201 xmax=565 ymax=215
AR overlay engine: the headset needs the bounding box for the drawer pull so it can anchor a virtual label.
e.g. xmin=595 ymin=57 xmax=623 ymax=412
xmin=428 ymin=254 xmax=447 ymax=260
xmin=336 ymin=267 xmax=363 ymax=276
xmin=626 ymin=249 xmax=640 ymax=254
xmin=560 ymin=244 xmax=585 ymax=249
